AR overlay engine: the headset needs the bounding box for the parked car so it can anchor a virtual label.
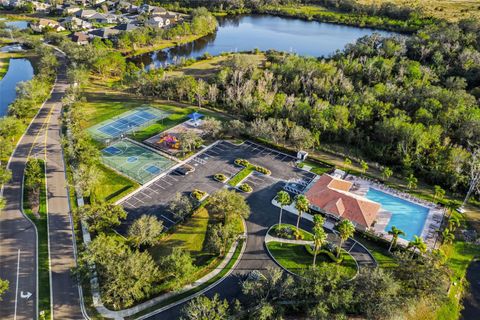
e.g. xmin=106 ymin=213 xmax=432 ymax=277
xmin=174 ymin=164 xmax=195 ymax=175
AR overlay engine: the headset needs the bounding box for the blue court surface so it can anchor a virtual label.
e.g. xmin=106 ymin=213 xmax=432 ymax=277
xmin=88 ymin=107 xmax=170 ymax=141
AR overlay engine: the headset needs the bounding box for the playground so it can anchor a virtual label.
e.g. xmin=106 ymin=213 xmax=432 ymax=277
xmin=87 ymin=106 xmax=170 ymax=142
xmin=144 ymin=115 xmax=205 ymax=156
xmin=101 ymin=139 xmax=175 ymax=184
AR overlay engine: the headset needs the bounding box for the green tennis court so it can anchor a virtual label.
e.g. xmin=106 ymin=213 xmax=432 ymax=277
xmin=101 ymin=140 xmax=174 ymax=184
xmin=88 ymin=106 xmax=170 ymax=142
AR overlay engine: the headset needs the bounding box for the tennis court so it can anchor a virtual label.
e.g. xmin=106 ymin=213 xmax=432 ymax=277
xmin=102 ymin=140 xmax=175 ymax=184
xmin=88 ymin=106 xmax=170 ymax=142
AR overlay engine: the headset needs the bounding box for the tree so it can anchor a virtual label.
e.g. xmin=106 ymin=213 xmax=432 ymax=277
xmin=406 ymin=173 xmax=418 ymax=190
xmin=0 ymin=277 xmax=8 ymax=301
xmin=387 ymin=226 xmax=405 ymax=252
xmin=158 ymin=248 xmax=195 ymax=287
xmin=74 ymin=163 xmax=100 ymax=200
xmin=433 ymin=185 xmax=445 ymax=202
xmin=24 ymin=158 xmax=43 ymax=210
xmin=447 ymin=215 xmax=461 ymax=232
xmin=0 ymin=197 xmax=5 ymax=212
xmin=78 ymin=203 xmax=127 ymax=233
xmin=445 ymin=200 xmax=461 ymax=218
xmin=128 ymin=215 xmax=164 ymax=248
xmin=382 ymin=167 xmax=393 ymax=181
xmin=352 ymin=268 xmax=402 ymax=320
xmin=294 ymin=194 xmax=309 ymax=235
xmin=178 ymin=131 xmax=203 ymax=155
xmin=336 ymin=219 xmax=355 ymax=257
xmin=201 ymin=117 xmax=222 ymax=139
xmin=77 ymin=233 xmax=160 ymax=309
xmin=275 ymin=190 xmax=291 ymax=226
xmin=0 ymin=167 xmax=12 ymax=185
xmin=360 ymin=160 xmax=369 ymax=173
xmin=208 ymin=189 xmax=250 ymax=223
xmin=463 ymin=148 xmax=480 ymax=206
xmin=312 ymin=215 xmax=327 ymax=267
xmin=206 ymin=223 xmax=235 ymax=256
xmin=442 ymin=228 xmax=455 ymax=244
xmin=168 ymin=193 xmax=193 ymax=221
xmin=223 ymin=119 xmax=245 ymax=137
xmin=289 ymin=124 xmax=315 ymax=150
xmin=407 ymin=235 xmax=427 ymax=256
xmin=181 ymin=294 xmax=230 ymax=320
xmin=343 ymin=158 xmax=352 ymax=170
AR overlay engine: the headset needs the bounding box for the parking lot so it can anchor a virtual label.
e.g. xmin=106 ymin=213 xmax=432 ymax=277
xmin=118 ymin=140 xmax=316 ymax=233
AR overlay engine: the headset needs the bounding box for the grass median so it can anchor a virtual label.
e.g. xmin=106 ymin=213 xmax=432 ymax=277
xmin=23 ymin=159 xmax=51 ymax=320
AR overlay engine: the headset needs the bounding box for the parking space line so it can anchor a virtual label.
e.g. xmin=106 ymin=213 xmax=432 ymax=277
xmin=161 ymin=179 xmax=172 ymax=185
xmin=155 ymin=184 xmax=166 ymax=190
xmin=168 ymin=175 xmax=179 ymax=181
xmin=161 ymin=215 xmax=176 ymax=224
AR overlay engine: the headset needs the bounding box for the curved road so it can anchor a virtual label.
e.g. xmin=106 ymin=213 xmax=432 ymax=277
xmin=146 ymin=174 xmax=376 ymax=319
xmin=0 ymin=53 xmax=84 ymax=319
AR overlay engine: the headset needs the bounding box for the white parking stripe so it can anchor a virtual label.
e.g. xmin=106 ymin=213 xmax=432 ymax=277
xmin=155 ymin=184 xmax=166 ymax=190
xmin=161 ymin=179 xmax=172 ymax=185
xmin=161 ymin=215 xmax=176 ymax=224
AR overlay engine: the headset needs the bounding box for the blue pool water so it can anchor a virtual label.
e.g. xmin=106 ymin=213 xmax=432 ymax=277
xmin=365 ymin=188 xmax=429 ymax=241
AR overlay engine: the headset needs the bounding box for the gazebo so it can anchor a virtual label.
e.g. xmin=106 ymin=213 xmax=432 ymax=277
xmin=188 ymin=112 xmax=204 ymax=126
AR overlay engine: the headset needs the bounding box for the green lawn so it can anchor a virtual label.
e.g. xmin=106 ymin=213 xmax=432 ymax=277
xmin=354 ymin=235 xmax=398 ymax=269
xmin=23 ymin=160 xmax=51 ymax=320
xmin=267 ymin=242 xmax=357 ymax=279
xmin=228 ymin=166 xmax=253 ymax=187
xmin=93 ymin=164 xmax=139 ymax=203
xmin=149 ymin=207 xmax=211 ymax=265
xmin=302 ymin=159 xmax=333 ymax=175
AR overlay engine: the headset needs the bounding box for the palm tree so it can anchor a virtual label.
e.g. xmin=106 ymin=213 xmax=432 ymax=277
xmin=445 ymin=200 xmax=461 ymax=219
xmin=276 ymin=190 xmax=291 ymax=226
xmin=343 ymin=158 xmax=352 ymax=171
xmin=447 ymin=215 xmax=461 ymax=232
xmin=294 ymin=194 xmax=310 ymax=234
xmin=336 ymin=220 xmax=355 ymax=257
xmin=433 ymin=185 xmax=445 ymax=202
xmin=382 ymin=167 xmax=393 ymax=181
xmin=360 ymin=160 xmax=368 ymax=174
xmin=387 ymin=226 xmax=405 ymax=252
xmin=406 ymin=174 xmax=418 ymax=190
xmin=442 ymin=228 xmax=455 ymax=244
xmin=312 ymin=215 xmax=327 ymax=267
xmin=407 ymin=235 xmax=427 ymax=257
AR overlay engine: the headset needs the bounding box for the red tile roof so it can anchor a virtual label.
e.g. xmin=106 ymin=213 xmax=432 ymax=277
xmin=305 ymin=174 xmax=381 ymax=228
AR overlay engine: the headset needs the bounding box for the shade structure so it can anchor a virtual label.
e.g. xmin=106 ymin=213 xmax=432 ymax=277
xmin=188 ymin=112 xmax=204 ymax=122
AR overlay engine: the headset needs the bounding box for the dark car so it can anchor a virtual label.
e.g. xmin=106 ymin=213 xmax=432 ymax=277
xmin=174 ymin=164 xmax=195 ymax=175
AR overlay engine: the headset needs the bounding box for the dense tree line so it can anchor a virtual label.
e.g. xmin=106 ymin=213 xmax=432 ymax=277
xmin=129 ymin=20 xmax=480 ymax=201
xmin=182 ymin=251 xmax=450 ymax=319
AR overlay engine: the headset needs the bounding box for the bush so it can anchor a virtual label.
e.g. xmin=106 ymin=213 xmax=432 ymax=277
xmin=234 ymin=159 xmax=250 ymax=167
xmin=273 ymin=225 xmax=295 ymax=239
xmin=304 ymin=244 xmax=344 ymax=264
xmin=239 ymin=183 xmax=252 ymax=193
xmin=213 ymin=173 xmax=227 ymax=182
xmin=191 ymin=189 xmax=207 ymax=201
xmin=254 ymin=165 xmax=271 ymax=175
xmin=294 ymin=229 xmax=304 ymax=240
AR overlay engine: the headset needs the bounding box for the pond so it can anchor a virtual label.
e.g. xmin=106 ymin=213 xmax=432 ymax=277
xmin=4 ymin=20 xmax=29 ymax=30
xmin=133 ymin=15 xmax=395 ymax=69
xmin=0 ymin=58 xmax=34 ymax=116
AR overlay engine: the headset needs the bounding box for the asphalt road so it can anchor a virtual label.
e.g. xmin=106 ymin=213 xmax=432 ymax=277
xmin=119 ymin=141 xmax=375 ymax=319
xmin=0 ymin=53 xmax=84 ymax=320
xmin=43 ymin=56 xmax=84 ymax=320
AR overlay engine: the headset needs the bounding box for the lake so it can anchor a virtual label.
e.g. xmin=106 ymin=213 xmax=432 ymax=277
xmin=0 ymin=58 xmax=34 ymax=116
xmin=133 ymin=15 xmax=394 ymax=69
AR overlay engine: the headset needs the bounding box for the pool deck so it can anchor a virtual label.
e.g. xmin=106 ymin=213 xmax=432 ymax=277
xmin=345 ymin=175 xmax=445 ymax=249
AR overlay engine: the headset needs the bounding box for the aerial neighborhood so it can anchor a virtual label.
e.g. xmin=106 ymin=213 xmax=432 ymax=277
xmin=0 ymin=0 xmax=480 ymax=320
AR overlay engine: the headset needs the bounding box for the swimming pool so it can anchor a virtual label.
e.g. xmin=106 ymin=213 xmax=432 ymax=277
xmin=365 ymin=188 xmax=429 ymax=241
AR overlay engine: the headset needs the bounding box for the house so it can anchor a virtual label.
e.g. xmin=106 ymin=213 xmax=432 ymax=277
xmin=31 ymin=1 xmax=51 ymax=12
xmin=113 ymin=23 xmax=138 ymax=32
xmin=61 ymin=16 xmax=92 ymax=31
xmin=62 ymin=4 xmax=81 ymax=15
xmin=304 ymin=174 xmax=381 ymax=230
xmin=150 ymin=6 xmax=167 ymax=16
xmin=75 ymin=9 xmax=98 ymax=19
xmin=146 ymin=16 xmax=169 ymax=28
xmin=70 ymin=31 xmax=89 ymax=45
xmin=30 ymin=19 xmax=66 ymax=32
xmin=89 ymin=0 xmax=105 ymax=6
xmin=88 ymin=27 xmax=120 ymax=39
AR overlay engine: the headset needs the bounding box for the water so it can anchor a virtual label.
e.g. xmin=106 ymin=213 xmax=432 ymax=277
xmin=0 ymin=58 xmax=34 ymax=116
xmin=133 ymin=15 xmax=395 ymax=69
xmin=4 ymin=20 xmax=29 ymax=30
xmin=365 ymin=188 xmax=429 ymax=241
